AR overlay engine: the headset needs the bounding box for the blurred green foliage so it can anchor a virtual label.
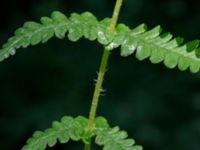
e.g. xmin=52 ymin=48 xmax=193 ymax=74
xmin=0 ymin=0 xmax=200 ymax=150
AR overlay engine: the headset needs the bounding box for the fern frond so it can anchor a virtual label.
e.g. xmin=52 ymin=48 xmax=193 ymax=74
xmin=107 ymin=23 xmax=200 ymax=73
xmin=21 ymin=116 xmax=142 ymax=150
xmin=0 ymin=11 xmax=113 ymax=62
xmin=21 ymin=116 xmax=88 ymax=150
xmin=21 ymin=116 xmax=110 ymax=150
xmin=1 ymin=11 xmax=199 ymax=73
xmin=95 ymin=126 xmax=142 ymax=150
xmin=0 ymin=11 xmax=69 ymax=61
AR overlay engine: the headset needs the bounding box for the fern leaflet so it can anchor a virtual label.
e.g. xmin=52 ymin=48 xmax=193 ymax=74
xmin=0 ymin=11 xmax=68 ymax=61
xmin=95 ymin=126 xmax=142 ymax=150
xmin=21 ymin=116 xmax=88 ymax=150
xmin=107 ymin=23 xmax=200 ymax=73
xmin=0 ymin=11 xmax=113 ymax=62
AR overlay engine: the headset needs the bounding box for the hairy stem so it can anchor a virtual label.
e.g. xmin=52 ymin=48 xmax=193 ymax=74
xmin=84 ymin=0 xmax=123 ymax=149
xmin=87 ymin=47 xmax=110 ymax=130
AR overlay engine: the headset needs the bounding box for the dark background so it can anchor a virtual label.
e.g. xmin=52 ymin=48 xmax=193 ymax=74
xmin=0 ymin=0 xmax=200 ymax=149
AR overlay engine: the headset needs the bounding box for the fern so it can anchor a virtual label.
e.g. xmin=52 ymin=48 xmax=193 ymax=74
xmin=21 ymin=116 xmax=88 ymax=150
xmin=95 ymin=126 xmax=142 ymax=150
xmin=0 ymin=11 xmax=113 ymax=62
xmin=107 ymin=23 xmax=200 ymax=73
xmin=67 ymin=12 xmax=114 ymax=44
xmin=0 ymin=11 xmax=69 ymax=61
xmin=1 ymin=10 xmax=200 ymax=73
xmin=21 ymin=116 xmax=111 ymax=150
xmin=21 ymin=116 xmax=142 ymax=150
xmin=2 ymin=0 xmax=199 ymax=149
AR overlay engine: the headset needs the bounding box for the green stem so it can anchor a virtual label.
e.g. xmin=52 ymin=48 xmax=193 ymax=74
xmin=84 ymin=0 xmax=123 ymax=149
xmin=110 ymin=0 xmax=124 ymax=32
xmin=87 ymin=47 xmax=110 ymax=131
xmin=84 ymin=144 xmax=90 ymax=150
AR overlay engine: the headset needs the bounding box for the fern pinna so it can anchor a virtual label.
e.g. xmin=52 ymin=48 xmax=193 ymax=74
xmin=21 ymin=116 xmax=142 ymax=150
xmin=1 ymin=11 xmax=200 ymax=72
xmin=0 ymin=0 xmax=199 ymax=149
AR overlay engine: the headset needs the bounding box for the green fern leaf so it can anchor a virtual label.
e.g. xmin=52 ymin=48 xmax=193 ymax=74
xmin=67 ymin=12 xmax=113 ymax=44
xmin=21 ymin=116 xmax=142 ymax=150
xmin=0 ymin=11 xmax=69 ymax=61
xmin=0 ymin=11 xmax=114 ymax=62
xmin=94 ymin=116 xmax=109 ymax=129
xmin=1 ymin=11 xmax=199 ymax=73
xmin=109 ymin=23 xmax=200 ymax=73
xmin=21 ymin=116 xmax=110 ymax=150
xmin=21 ymin=116 xmax=88 ymax=150
xmin=95 ymin=126 xmax=142 ymax=150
